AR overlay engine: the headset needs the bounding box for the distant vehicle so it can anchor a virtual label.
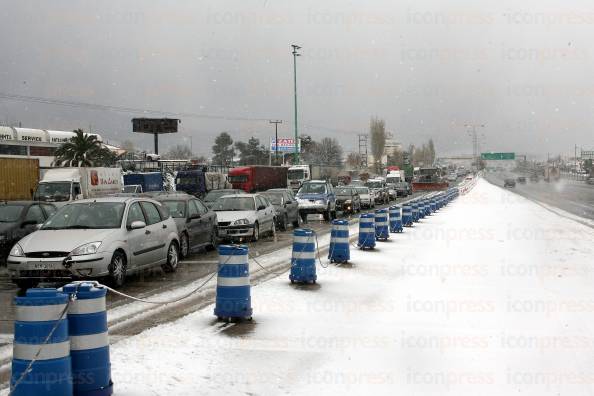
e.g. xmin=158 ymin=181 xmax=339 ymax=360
xmin=354 ymin=186 xmax=374 ymax=208
xmin=213 ymin=194 xmax=276 ymax=242
xmin=176 ymin=169 xmax=206 ymax=197
xmin=446 ymin=174 xmax=457 ymax=182
xmin=335 ymin=187 xmax=361 ymax=215
xmin=33 ymin=167 xmax=123 ymax=206
xmin=229 ymin=166 xmax=288 ymax=193
xmin=412 ymin=168 xmax=449 ymax=192
xmin=529 ymin=173 xmax=539 ymax=183
xmin=365 ymin=179 xmax=389 ymax=204
xmin=504 ymin=178 xmax=516 ymax=188
xmin=296 ymin=180 xmax=337 ymax=222
xmin=544 ymin=167 xmax=560 ymax=182
xmin=0 ymin=158 xmax=39 ymax=201
xmin=394 ymin=182 xmax=411 ymax=197
xmin=146 ymin=153 xmax=161 ymax=161
xmin=122 ymin=185 xmax=142 ymax=194
xmin=516 ymin=176 xmax=527 ymax=184
xmin=350 ymin=179 xmax=365 ymax=187
xmin=7 ymin=197 xmax=179 ymax=289
xmin=0 ymin=201 xmax=57 ymax=263
xmin=586 ymin=177 xmax=594 ymax=185
xmin=261 ymin=190 xmax=300 ymax=231
xmin=124 ymin=172 xmax=163 ymax=193
xmin=287 ymin=164 xmax=341 ymax=191
xmin=153 ymin=193 xmax=217 ymax=258
xmin=203 ymin=189 xmax=245 ymax=209
xmin=386 ymin=170 xmax=405 ymax=185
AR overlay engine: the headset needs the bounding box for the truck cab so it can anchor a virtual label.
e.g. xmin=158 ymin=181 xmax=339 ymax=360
xmin=287 ymin=165 xmax=311 ymax=192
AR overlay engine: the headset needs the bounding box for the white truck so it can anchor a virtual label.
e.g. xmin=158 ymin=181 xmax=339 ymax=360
xmin=287 ymin=164 xmax=341 ymax=191
xmin=386 ymin=170 xmax=405 ymax=184
xmin=33 ymin=167 xmax=123 ymax=206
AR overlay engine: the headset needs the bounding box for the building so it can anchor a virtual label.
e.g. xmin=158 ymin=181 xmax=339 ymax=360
xmin=0 ymin=126 xmax=103 ymax=168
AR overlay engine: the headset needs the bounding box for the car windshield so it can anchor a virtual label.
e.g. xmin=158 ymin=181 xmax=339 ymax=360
xmin=261 ymin=193 xmax=282 ymax=205
xmin=355 ymin=187 xmax=369 ymax=195
xmin=336 ymin=188 xmax=353 ymax=196
xmin=0 ymin=205 xmax=25 ymax=222
xmin=299 ymin=183 xmax=326 ymax=194
xmin=212 ymin=197 xmax=255 ymax=211
xmin=288 ymin=169 xmax=305 ymax=180
xmin=365 ymin=181 xmax=382 ymax=189
xmin=122 ymin=185 xmax=139 ymax=193
xmin=33 ymin=182 xmax=71 ymax=202
xmin=161 ymin=201 xmax=186 ymax=218
xmin=42 ymin=202 xmax=125 ymax=229
xmin=204 ymin=190 xmax=236 ymax=202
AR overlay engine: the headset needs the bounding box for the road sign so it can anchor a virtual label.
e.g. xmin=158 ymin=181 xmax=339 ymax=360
xmin=270 ymin=138 xmax=301 ymax=153
xmin=481 ymin=152 xmax=515 ymax=160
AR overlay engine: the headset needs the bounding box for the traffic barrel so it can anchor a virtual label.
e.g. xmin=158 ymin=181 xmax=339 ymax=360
xmin=374 ymin=209 xmax=389 ymax=241
xmin=402 ymin=204 xmax=413 ymax=227
xmin=429 ymin=198 xmax=437 ymax=213
xmin=389 ymin=205 xmax=403 ymax=233
xmin=214 ymin=245 xmax=253 ymax=320
xmin=290 ymin=229 xmax=317 ymax=284
xmin=62 ymin=283 xmax=112 ymax=396
xmin=357 ymin=213 xmax=376 ymax=249
xmin=418 ymin=200 xmax=426 ymax=219
xmin=11 ymin=288 xmax=72 ymax=396
xmin=329 ymin=219 xmax=350 ymax=264
xmin=411 ymin=202 xmax=420 ymax=222
xmin=423 ymin=199 xmax=431 ymax=216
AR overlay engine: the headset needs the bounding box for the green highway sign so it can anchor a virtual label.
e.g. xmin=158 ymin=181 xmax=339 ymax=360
xmin=481 ymin=152 xmax=515 ymax=160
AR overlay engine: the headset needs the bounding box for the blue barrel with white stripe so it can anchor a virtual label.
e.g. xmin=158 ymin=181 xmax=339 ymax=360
xmin=402 ymin=204 xmax=413 ymax=226
xmin=418 ymin=200 xmax=426 ymax=219
xmin=411 ymin=202 xmax=420 ymax=222
xmin=329 ymin=220 xmax=350 ymax=263
xmin=214 ymin=245 xmax=253 ymax=320
xmin=62 ymin=283 xmax=112 ymax=396
xmin=423 ymin=199 xmax=431 ymax=216
xmin=430 ymin=198 xmax=437 ymax=213
xmin=357 ymin=213 xmax=376 ymax=249
xmin=11 ymin=288 xmax=72 ymax=396
xmin=374 ymin=209 xmax=389 ymax=241
xmin=389 ymin=205 xmax=403 ymax=233
xmin=290 ymin=229 xmax=317 ymax=283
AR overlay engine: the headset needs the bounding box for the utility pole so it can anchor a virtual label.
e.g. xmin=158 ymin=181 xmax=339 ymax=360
xmin=269 ymin=120 xmax=283 ymax=165
xmin=465 ymin=123 xmax=485 ymax=169
xmin=358 ymin=134 xmax=368 ymax=169
xmin=292 ymin=44 xmax=301 ymax=164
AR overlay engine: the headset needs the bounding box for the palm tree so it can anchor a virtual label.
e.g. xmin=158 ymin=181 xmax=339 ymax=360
xmin=53 ymin=129 xmax=115 ymax=167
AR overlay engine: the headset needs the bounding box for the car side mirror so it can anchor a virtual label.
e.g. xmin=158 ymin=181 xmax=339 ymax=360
xmin=258 ymin=205 xmax=266 ymax=211
xmin=188 ymin=213 xmax=201 ymax=221
xmin=21 ymin=220 xmax=37 ymax=228
xmin=128 ymin=220 xmax=146 ymax=230
xmin=35 ymin=223 xmax=43 ymax=230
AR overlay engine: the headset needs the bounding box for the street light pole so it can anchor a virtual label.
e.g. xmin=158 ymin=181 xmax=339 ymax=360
xmin=292 ymin=44 xmax=301 ymax=165
xmin=269 ymin=120 xmax=283 ymax=165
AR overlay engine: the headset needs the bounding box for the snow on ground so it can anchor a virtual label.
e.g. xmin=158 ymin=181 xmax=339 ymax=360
xmin=49 ymin=179 xmax=594 ymax=394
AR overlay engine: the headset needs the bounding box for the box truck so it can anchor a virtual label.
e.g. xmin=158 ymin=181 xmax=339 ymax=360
xmin=229 ymin=166 xmax=288 ymax=193
xmin=0 ymin=158 xmax=39 ymax=200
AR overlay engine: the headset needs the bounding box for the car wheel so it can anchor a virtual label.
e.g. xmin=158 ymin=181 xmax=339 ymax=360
xmin=179 ymin=232 xmax=189 ymax=258
xmin=279 ymin=214 xmax=288 ymax=231
xmin=162 ymin=242 xmax=179 ymax=273
xmin=331 ymin=209 xmax=337 ymax=219
xmin=108 ymin=251 xmax=127 ymax=288
xmin=15 ymin=279 xmax=39 ymax=291
xmin=252 ymin=222 xmax=260 ymax=242
xmin=323 ymin=209 xmax=330 ymax=222
xmin=292 ymin=214 xmax=300 ymax=228
xmin=270 ymin=220 xmax=276 ymax=237
xmin=300 ymin=211 xmax=308 ymax=223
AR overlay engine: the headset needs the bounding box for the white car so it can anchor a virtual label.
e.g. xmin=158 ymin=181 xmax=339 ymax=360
xmin=7 ymin=197 xmax=180 ymax=289
xmin=447 ymin=174 xmax=457 ymax=182
xmin=353 ymin=186 xmax=375 ymax=208
xmin=213 ymin=194 xmax=276 ymax=242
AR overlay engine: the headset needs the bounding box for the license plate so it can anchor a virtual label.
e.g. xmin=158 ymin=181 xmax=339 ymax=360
xmin=32 ymin=262 xmax=58 ymax=270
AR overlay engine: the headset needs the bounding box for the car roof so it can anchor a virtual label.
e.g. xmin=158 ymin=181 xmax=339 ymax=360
xmin=221 ymin=193 xmax=257 ymax=198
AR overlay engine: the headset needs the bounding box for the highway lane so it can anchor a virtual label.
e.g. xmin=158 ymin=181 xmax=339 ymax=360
xmin=0 ymin=191 xmax=429 ymax=336
xmin=485 ymin=172 xmax=594 ymax=221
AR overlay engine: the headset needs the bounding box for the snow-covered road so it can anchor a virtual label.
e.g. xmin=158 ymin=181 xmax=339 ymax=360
xmin=106 ymin=178 xmax=594 ymax=395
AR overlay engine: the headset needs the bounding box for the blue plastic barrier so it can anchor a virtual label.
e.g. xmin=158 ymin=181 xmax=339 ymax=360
xmin=375 ymin=209 xmax=389 ymax=241
xmin=214 ymin=245 xmax=253 ymax=320
xmin=402 ymin=204 xmax=413 ymax=226
xmin=290 ymin=229 xmax=317 ymax=283
xmin=357 ymin=213 xmax=376 ymax=249
xmin=329 ymin=220 xmax=350 ymax=264
xmin=389 ymin=205 xmax=403 ymax=233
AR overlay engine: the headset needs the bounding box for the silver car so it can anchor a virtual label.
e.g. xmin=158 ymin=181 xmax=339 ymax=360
xmin=7 ymin=197 xmax=179 ymax=289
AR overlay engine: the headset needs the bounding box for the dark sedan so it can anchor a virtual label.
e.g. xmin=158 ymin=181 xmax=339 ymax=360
xmin=261 ymin=190 xmax=300 ymax=231
xmin=504 ymin=178 xmax=516 ymax=188
xmin=152 ymin=193 xmax=218 ymax=258
xmin=0 ymin=201 xmax=57 ymax=263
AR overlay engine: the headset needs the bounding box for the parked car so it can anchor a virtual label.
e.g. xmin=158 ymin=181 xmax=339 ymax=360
xmin=335 ymin=187 xmax=361 ymax=215
xmin=261 ymin=190 xmax=300 ymax=231
xmin=6 ymin=197 xmax=179 ymax=289
xmin=0 ymin=201 xmax=57 ymax=263
xmin=213 ymin=194 xmax=276 ymax=242
xmin=353 ymin=186 xmax=374 ymax=208
xmin=365 ymin=179 xmax=389 ymax=205
xmin=152 ymin=193 xmax=217 ymax=258
xmin=516 ymin=176 xmax=527 ymax=184
xmin=394 ymin=182 xmax=411 ymax=197
xmin=296 ymin=180 xmax=337 ymax=222
xmin=203 ymin=189 xmax=245 ymax=208
xmin=504 ymin=178 xmax=516 ymax=188
xmin=447 ymin=173 xmax=457 ymax=182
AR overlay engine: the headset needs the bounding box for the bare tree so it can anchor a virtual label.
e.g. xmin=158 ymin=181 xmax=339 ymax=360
xmin=346 ymin=152 xmax=362 ymax=169
xmin=164 ymin=144 xmax=193 ymax=159
xmin=370 ymin=117 xmax=386 ymax=173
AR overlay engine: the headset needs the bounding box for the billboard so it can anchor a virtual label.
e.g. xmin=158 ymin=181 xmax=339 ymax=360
xmin=481 ymin=152 xmax=515 ymax=160
xmin=270 ymin=138 xmax=301 ymax=153
xmin=132 ymin=118 xmax=180 ymax=134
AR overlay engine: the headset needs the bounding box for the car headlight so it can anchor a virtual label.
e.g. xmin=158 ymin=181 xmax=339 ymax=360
xmin=10 ymin=243 xmax=24 ymax=257
xmin=233 ymin=218 xmax=250 ymax=226
xmin=71 ymin=241 xmax=102 ymax=256
xmin=344 ymin=200 xmax=352 ymax=204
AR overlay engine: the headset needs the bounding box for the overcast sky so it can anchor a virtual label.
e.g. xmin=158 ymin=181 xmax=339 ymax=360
xmin=1 ymin=0 xmax=593 ymax=159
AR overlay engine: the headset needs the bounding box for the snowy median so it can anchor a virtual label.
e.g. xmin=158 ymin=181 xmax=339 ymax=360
xmin=32 ymin=177 xmax=590 ymax=396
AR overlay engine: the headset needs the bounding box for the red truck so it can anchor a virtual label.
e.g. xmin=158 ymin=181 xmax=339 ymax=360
xmin=228 ymin=166 xmax=288 ymax=192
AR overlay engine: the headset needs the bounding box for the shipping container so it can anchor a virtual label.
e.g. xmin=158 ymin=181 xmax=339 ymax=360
xmin=229 ymin=166 xmax=288 ymax=192
xmin=123 ymin=172 xmax=164 ymax=192
xmin=0 ymin=158 xmax=39 ymax=200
